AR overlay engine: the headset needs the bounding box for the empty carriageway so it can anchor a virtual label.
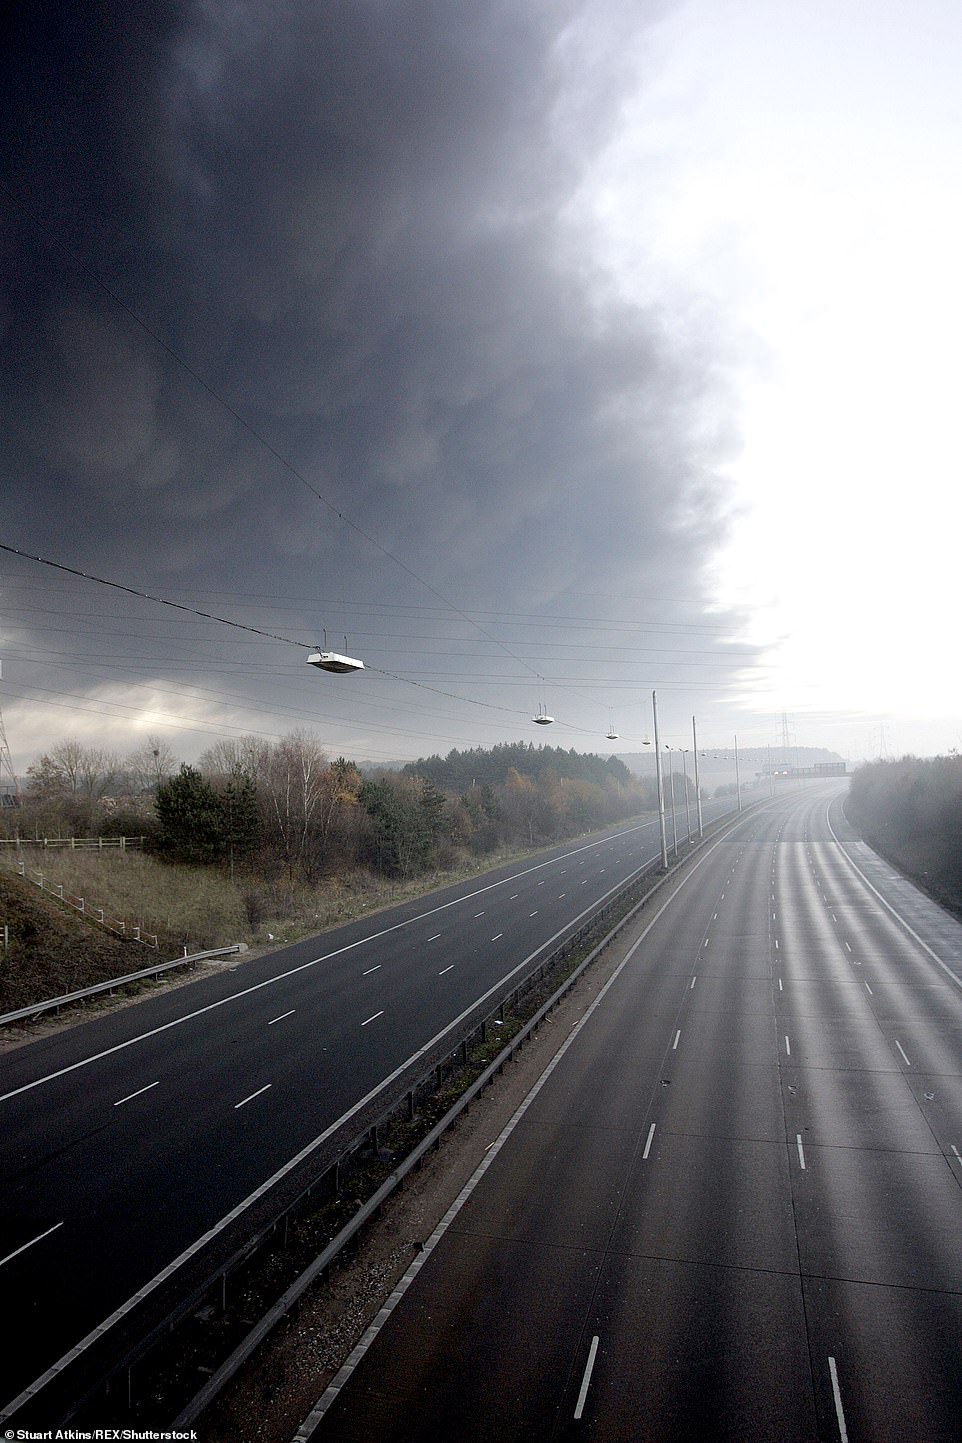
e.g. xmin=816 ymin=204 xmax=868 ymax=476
xmin=302 ymin=784 xmax=962 ymax=1443
xmin=1 ymin=806 xmax=734 ymax=1424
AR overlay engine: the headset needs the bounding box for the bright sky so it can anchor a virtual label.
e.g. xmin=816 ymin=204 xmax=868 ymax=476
xmin=585 ymin=0 xmax=962 ymax=757
xmin=2 ymin=0 xmax=960 ymax=775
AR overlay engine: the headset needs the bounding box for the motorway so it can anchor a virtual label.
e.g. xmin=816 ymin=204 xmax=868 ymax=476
xmin=303 ymin=786 xmax=962 ymax=1443
xmin=0 ymin=798 xmax=732 ymax=1422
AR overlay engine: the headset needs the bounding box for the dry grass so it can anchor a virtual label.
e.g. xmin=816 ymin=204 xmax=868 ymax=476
xmin=7 ymin=849 xmax=248 ymax=952
xmin=0 ymin=871 xmax=135 ymax=1011
xmin=0 ymin=834 xmax=585 ymax=1016
xmin=0 ymin=844 xmax=527 ymax=958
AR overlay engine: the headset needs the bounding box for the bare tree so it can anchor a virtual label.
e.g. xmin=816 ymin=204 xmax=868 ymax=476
xmin=198 ymin=736 xmax=266 ymax=781
xmin=259 ymin=731 xmax=329 ymax=881
xmin=27 ymin=739 xmax=118 ymax=800
xmin=125 ymin=735 xmax=179 ymax=793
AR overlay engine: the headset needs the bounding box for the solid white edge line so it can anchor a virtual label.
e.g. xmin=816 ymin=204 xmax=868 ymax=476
xmin=113 ymin=1080 xmax=160 ymax=1106
xmin=826 ymin=803 xmax=962 ymax=995
xmin=642 ymin=1123 xmax=656 ymax=1160
xmin=828 ymin=1356 xmax=849 ymax=1443
xmin=574 ymin=1335 xmax=600 ymax=1420
xmin=291 ymin=805 xmax=762 ymax=1441
xmin=0 ymin=1221 xmax=64 ymax=1271
xmin=796 ymin=1135 xmax=806 ymax=1169
xmin=234 ymin=1083 xmax=272 ymax=1110
xmin=7 ymin=827 xmax=693 ymax=1414
xmin=8 ymin=803 xmax=757 ymax=1425
xmin=0 ymin=818 xmax=664 ymax=1109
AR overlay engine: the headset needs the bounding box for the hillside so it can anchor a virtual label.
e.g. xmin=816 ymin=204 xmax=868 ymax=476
xmin=0 ymin=871 xmax=138 ymax=1013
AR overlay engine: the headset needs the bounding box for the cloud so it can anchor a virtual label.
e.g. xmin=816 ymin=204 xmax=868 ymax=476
xmin=1 ymin=0 xmax=757 ymax=765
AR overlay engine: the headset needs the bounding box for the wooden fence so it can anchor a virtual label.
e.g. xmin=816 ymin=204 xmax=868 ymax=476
xmin=0 ymin=835 xmax=145 ymax=850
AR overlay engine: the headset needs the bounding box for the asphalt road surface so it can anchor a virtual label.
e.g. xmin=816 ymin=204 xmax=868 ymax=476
xmin=0 ymin=798 xmax=738 ymax=1421
xmin=303 ymin=785 xmax=962 ymax=1443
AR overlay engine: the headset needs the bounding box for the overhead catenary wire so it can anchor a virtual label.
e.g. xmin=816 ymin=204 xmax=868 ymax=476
xmin=0 ymin=543 xmax=550 ymax=726
xmin=2 ymin=186 xmax=769 ymax=753
xmin=0 ymin=185 xmax=544 ymax=688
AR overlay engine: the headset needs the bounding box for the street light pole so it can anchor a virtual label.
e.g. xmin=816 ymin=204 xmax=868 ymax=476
xmin=652 ymin=690 xmax=668 ymax=870
xmin=681 ymin=749 xmax=693 ymax=844
xmin=666 ymin=746 xmax=678 ymax=857
xmin=692 ymin=715 xmax=703 ymax=838
xmin=734 ymin=733 xmax=742 ymax=813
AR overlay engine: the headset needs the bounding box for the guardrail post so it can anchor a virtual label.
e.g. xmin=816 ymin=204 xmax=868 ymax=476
xmin=406 ymin=1090 xmax=415 ymax=1120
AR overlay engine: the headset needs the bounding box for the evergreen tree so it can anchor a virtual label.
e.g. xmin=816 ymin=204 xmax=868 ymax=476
xmin=359 ymin=777 xmax=432 ymax=876
xmin=154 ymin=765 xmax=227 ymax=865
xmin=220 ymin=768 xmax=260 ymax=880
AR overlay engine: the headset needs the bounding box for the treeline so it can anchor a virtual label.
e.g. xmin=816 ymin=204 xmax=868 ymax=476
xmin=402 ymin=742 xmax=632 ymax=792
xmin=8 ymin=733 xmax=659 ymax=884
xmin=847 ymin=755 xmax=962 ymax=915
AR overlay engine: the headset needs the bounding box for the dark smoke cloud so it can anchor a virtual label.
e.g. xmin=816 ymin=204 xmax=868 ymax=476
xmin=0 ymin=0 xmax=752 ymax=763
